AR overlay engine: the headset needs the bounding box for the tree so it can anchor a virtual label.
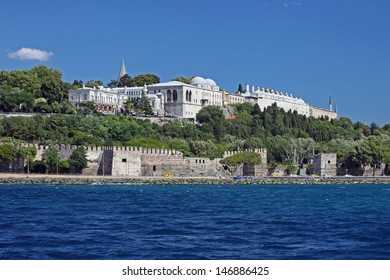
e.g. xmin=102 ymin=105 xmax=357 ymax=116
xmin=237 ymin=84 xmax=243 ymax=93
xmin=85 ymin=80 xmax=103 ymax=88
xmin=83 ymin=101 xmax=96 ymax=115
xmin=123 ymin=98 xmax=134 ymax=115
xmin=117 ymin=74 xmax=133 ymax=87
xmin=71 ymin=80 xmax=83 ymax=89
xmin=244 ymin=137 xmax=264 ymax=149
xmin=132 ymin=74 xmax=160 ymax=86
xmin=354 ymin=136 xmax=390 ymax=175
xmin=0 ymin=144 xmax=14 ymax=162
xmin=139 ymin=94 xmax=153 ymax=116
xmin=33 ymin=97 xmax=52 ymax=113
xmin=220 ymin=151 xmax=262 ymax=176
xmin=189 ymin=140 xmax=218 ymax=157
xmin=42 ymin=147 xmax=59 ymax=174
xmin=196 ymin=106 xmax=225 ymax=140
xmin=69 ymin=147 xmax=88 ymax=174
xmin=0 ymin=85 xmax=34 ymax=112
xmin=172 ymin=76 xmax=193 ymax=84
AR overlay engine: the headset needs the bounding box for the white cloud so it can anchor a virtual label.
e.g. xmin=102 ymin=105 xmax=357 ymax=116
xmin=283 ymin=2 xmax=289 ymax=8
xmin=8 ymin=47 xmax=53 ymax=61
xmin=292 ymin=1 xmax=302 ymax=6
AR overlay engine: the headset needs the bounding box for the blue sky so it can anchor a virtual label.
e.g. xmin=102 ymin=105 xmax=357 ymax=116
xmin=1 ymin=0 xmax=389 ymax=125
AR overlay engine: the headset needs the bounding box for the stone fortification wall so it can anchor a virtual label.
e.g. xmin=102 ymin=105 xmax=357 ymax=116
xmin=337 ymin=164 xmax=386 ymax=177
xmin=26 ymin=145 xmax=268 ymax=177
xmin=311 ymin=153 xmax=337 ymax=176
xmin=32 ymin=144 xmax=79 ymax=161
xmin=223 ymin=148 xmax=268 ymax=176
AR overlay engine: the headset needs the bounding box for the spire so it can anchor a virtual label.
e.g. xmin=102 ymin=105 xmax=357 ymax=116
xmin=329 ymin=95 xmax=332 ymax=111
xmin=117 ymin=59 xmax=127 ymax=81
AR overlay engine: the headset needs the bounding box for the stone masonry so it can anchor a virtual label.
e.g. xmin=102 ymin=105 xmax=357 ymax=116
xmin=30 ymin=144 xmax=268 ymax=177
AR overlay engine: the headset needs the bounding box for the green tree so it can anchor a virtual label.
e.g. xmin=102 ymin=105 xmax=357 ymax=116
xmin=42 ymin=147 xmax=59 ymax=174
xmin=123 ymin=98 xmax=134 ymax=115
xmin=0 ymin=85 xmax=34 ymax=112
xmin=189 ymin=140 xmax=218 ymax=157
xmin=117 ymin=74 xmax=133 ymax=87
xmin=139 ymin=94 xmax=153 ymax=116
xmin=172 ymin=76 xmax=193 ymax=84
xmin=196 ymin=106 xmax=225 ymax=140
xmin=237 ymin=83 xmax=243 ymax=93
xmin=244 ymin=137 xmax=264 ymax=149
xmin=85 ymin=80 xmax=103 ymax=88
xmin=0 ymin=144 xmax=14 ymax=162
xmin=220 ymin=151 xmax=262 ymax=176
xmin=69 ymin=147 xmax=88 ymax=174
xmin=71 ymin=80 xmax=83 ymax=89
xmin=132 ymin=74 xmax=160 ymax=86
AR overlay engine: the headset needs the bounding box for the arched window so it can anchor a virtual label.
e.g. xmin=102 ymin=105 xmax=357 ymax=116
xmin=173 ymin=90 xmax=178 ymax=101
xmin=189 ymin=91 xmax=192 ymax=102
xmin=167 ymin=90 xmax=172 ymax=102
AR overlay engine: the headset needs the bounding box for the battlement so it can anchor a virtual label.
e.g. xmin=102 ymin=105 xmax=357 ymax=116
xmin=27 ymin=144 xmax=182 ymax=156
xmin=223 ymin=148 xmax=266 ymax=158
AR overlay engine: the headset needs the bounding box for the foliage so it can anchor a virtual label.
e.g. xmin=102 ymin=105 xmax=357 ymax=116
xmin=85 ymin=80 xmax=103 ymax=88
xmin=42 ymin=147 xmax=59 ymax=174
xmin=69 ymin=147 xmax=88 ymax=174
xmin=172 ymin=76 xmax=193 ymax=84
xmin=113 ymin=74 xmax=160 ymax=87
xmin=0 ymin=138 xmax=36 ymax=164
xmin=196 ymin=106 xmax=225 ymax=140
xmin=0 ymin=65 xmax=70 ymax=112
xmin=189 ymin=140 xmax=218 ymax=157
xmin=237 ymin=84 xmax=243 ymax=93
xmin=0 ymin=85 xmax=34 ymax=112
xmin=220 ymin=152 xmax=262 ymax=175
xmin=132 ymin=74 xmax=160 ymax=86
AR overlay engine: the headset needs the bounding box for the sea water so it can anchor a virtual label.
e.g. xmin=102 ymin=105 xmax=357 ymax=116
xmin=0 ymin=184 xmax=389 ymax=260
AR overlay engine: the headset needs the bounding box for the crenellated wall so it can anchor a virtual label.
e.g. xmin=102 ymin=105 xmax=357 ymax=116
xmin=223 ymin=148 xmax=268 ymax=176
xmin=25 ymin=144 xmax=268 ymax=177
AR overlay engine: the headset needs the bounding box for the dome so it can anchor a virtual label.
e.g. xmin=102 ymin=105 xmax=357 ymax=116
xmin=205 ymin=78 xmax=217 ymax=86
xmin=190 ymin=76 xmax=206 ymax=85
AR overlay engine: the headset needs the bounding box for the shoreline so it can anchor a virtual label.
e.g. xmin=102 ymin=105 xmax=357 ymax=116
xmin=0 ymin=174 xmax=390 ymax=185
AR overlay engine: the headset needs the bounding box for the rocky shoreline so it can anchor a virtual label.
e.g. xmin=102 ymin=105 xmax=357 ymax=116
xmin=0 ymin=175 xmax=390 ymax=185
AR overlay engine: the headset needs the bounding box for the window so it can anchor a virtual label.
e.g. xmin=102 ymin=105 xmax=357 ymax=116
xmin=173 ymin=90 xmax=178 ymax=101
xmin=122 ymin=158 xmax=127 ymax=162
xmin=153 ymin=165 xmax=156 ymax=172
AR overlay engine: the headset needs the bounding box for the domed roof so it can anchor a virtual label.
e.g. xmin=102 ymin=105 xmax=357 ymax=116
xmin=205 ymin=78 xmax=217 ymax=86
xmin=190 ymin=76 xmax=206 ymax=85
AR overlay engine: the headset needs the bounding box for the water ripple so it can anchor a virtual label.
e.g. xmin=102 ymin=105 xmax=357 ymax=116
xmin=0 ymin=184 xmax=389 ymax=259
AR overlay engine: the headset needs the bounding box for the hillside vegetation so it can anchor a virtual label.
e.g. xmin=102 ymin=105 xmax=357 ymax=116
xmin=1 ymin=66 xmax=390 ymax=173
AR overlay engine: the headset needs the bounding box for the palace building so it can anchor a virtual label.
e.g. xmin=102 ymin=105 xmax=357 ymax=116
xmin=68 ymin=60 xmax=337 ymax=119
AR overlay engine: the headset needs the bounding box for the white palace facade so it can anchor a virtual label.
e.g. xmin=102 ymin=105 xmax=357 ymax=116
xmin=68 ymin=62 xmax=337 ymax=120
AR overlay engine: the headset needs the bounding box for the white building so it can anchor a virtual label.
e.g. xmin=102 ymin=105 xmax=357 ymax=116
xmin=147 ymin=76 xmax=223 ymax=118
xmin=225 ymin=84 xmax=337 ymax=119
xmin=68 ymin=60 xmax=337 ymax=119
xmin=68 ymin=85 xmax=163 ymax=115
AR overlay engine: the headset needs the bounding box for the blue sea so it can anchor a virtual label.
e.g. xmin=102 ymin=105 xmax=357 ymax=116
xmin=0 ymin=184 xmax=389 ymax=260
